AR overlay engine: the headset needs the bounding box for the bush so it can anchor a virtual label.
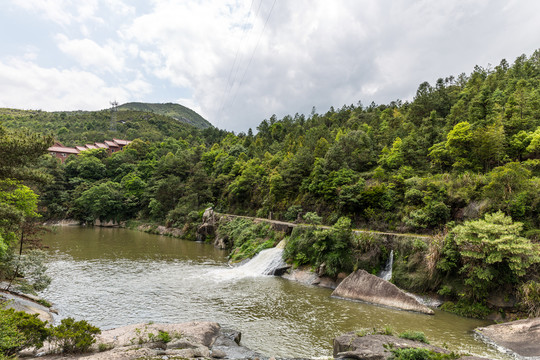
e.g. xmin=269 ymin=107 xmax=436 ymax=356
xmin=302 ymin=212 xmax=322 ymax=225
xmin=284 ymin=217 xmax=353 ymax=277
xmin=217 ymin=218 xmax=282 ymax=262
xmin=157 ymin=330 xmax=171 ymax=343
xmin=399 ymin=331 xmax=429 ymax=344
xmin=519 ymin=280 xmax=540 ymax=317
xmin=440 ymin=300 xmax=491 ymax=319
xmin=51 ymin=317 xmax=101 ymax=353
xmin=390 ymin=347 xmax=459 ymax=360
xmin=0 ymin=306 xmax=50 ymax=356
xmin=284 ymin=205 xmax=302 ymax=221
xmin=451 ymin=211 xmax=540 ymax=301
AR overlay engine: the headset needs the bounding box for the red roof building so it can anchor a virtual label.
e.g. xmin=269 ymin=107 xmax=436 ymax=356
xmin=47 ymin=145 xmax=80 ymax=163
xmin=47 ymin=139 xmax=131 ymax=163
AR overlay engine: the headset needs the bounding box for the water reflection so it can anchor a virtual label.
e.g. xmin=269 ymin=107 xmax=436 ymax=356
xmin=39 ymin=226 xmax=509 ymax=359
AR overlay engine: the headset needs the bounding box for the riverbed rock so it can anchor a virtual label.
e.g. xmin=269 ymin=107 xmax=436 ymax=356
xmin=331 ymin=270 xmax=434 ymax=314
xmin=333 ymin=332 xmax=489 ymax=360
xmin=0 ymin=290 xmax=55 ymax=322
xmin=212 ymin=328 xmax=262 ymax=359
xmin=94 ymin=321 xmax=221 ymax=349
xmin=282 ymin=267 xmax=321 ymax=285
xmin=475 ymin=317 xmax=540 ymax=359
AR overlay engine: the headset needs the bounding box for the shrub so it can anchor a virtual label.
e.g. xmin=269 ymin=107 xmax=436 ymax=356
xmin=302 ymin=212 xmax=322 ymax=225
xmin=284 ymin=217 xmax=353 ymax=277
xmin=390 ymin=347 xmax=459 ymax=360
xmin=0 ymin=306 xmax=50 ymax=356
xmin=440 ymin=300 xmax=491 ymax=319
xmin=451 ymin=211 xmax=540 ymax=301
xmin=399 ymin=331 xmax=429 ymax=344
xmin=380 ymin=325 xmax=394 ymax=336
xmin=519 ymin=280 xmax=540 ymax=317
xmin=284 ymin=205 xmax=302 ymax=221
xmin=157 ymin=330 xmax=171 ymax=343
xmin=51 ymin=317 xmax=101 ymax=353
xmin=217 ymin=218 xmax=282 ymax=262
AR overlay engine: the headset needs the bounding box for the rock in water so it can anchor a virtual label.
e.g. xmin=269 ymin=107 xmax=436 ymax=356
xmin=475 ymin=317 xmax=540 ymax=359
xmin=331 ymin=269 xmax=434 ymax=314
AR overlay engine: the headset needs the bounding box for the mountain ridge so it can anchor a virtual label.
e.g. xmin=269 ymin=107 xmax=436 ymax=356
xmin=117 ymin=102 xmax=212 ymax=129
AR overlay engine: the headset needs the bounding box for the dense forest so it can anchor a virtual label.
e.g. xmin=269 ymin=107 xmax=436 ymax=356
xmin=8 ymin=52 xmax=538 ymax=234
xmin=1 ymin=51 xmax=540 ymax=319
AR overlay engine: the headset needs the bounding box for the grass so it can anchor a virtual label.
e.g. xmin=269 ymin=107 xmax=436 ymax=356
xmin=399 ymin=331 xmax=429 ymax=343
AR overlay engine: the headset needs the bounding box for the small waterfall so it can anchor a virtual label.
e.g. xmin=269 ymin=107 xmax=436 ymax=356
xmin=212 ymin=246 xmax=288 ymax=280
xmin=237 ymin=247 xmax=287 ymax=276
xmin=378 ymin=250 xmax=394 ymax=281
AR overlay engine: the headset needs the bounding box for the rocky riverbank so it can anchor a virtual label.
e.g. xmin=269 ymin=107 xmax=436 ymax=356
xmin=334 ymin=331 xmax=490 ymax=360
xmin=28 ymin=322 xmax=260 ymax=360
xmin=475 ymin=317 xmax=540 ymax=359
xmin=0 ymin=283 xmax=56 ymax=322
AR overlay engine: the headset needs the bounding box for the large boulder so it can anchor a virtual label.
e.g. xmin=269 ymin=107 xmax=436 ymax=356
xmin=95 ymin=321 xmax=221 ymax=349
xmin=333 ymin=332 xmax=487 ymax=360
xmin=331 ymin=270 xmax=434 ymax=314
xmin=475 ymin=317 xmax=540 ymax=359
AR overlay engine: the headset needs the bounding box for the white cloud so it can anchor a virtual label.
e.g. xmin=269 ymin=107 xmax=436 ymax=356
xmin=0 ymin=59 xmax=133 ymax=110
xmin=10 ymin=0 xmax=104 ymax=26
xmin=5 ymin=0 xmax=540 ymax=132
xmin=55 ymin=34 xmax=124 ymax=73
xmin=11 ymin=0 xmax=74 ymax=25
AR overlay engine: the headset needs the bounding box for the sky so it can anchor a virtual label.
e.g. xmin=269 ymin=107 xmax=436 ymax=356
xmin=1 ymin=0 xmax=539 ymax=133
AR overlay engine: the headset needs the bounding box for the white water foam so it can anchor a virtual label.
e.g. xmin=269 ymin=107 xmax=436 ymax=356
xmin=212 ymin=247 xmax=287 ymax=280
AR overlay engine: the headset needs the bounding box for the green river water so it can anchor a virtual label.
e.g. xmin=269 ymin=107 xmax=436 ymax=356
xmin=39 ymin=226 xmax=510 ymax=359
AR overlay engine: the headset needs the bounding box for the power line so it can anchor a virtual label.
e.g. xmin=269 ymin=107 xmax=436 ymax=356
xmin=216 ymin=0 xmax=259 ymax=126
xmin=218 ymin=0 xmax=277 ymax=126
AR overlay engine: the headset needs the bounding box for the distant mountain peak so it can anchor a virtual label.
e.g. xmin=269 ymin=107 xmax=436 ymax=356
xmin=117 ymin=102 xmax=212 ymax=129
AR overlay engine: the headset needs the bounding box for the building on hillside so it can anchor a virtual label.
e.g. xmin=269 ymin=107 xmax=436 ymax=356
xmin=48 ymin=143 xmax=80 ymax=163
xmin=47 ymin=139 xmax=131 ymax=163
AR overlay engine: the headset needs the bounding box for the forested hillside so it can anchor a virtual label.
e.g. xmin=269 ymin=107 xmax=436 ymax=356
xmin=30 ymin=51 xmax=540 ymax=233
xmin=117 ymin=102 xmax=212 ymax=129
xmin=0 ymin=106 xmax=219 ymax=147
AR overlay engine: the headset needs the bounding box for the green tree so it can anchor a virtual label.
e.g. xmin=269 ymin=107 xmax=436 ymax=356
xmin=452 ymin=211 xmax=540 ymax=300
xmin=74 ymin=181 xmax=131 ymax=223
xmin=445 ymin=122 xmax=476 ymax=170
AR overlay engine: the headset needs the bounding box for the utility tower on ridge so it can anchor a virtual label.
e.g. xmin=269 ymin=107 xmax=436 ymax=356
xmin=110 ymin=100 xmax=118 ymax=131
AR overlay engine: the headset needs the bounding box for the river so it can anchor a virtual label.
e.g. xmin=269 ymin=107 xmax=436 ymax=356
xmin=39 ymin=226 xmax=509 ymax=359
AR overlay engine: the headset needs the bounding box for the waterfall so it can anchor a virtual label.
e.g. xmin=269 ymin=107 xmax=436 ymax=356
xmin=212 ymin=246 xmax=288 ymax=280
xmin=378 ymin=250 xmax=394 ymax=281
xmin=237 ymin=247 xmax=287 ymax=276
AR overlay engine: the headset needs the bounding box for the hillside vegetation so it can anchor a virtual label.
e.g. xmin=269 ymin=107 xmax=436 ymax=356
xmin=2 ymin=50 xmax=540 ymax=318
xmin=117 ymin=102 xmax=212 ymax=129
xmin=0 ymin=107 xmax=223 ymax=147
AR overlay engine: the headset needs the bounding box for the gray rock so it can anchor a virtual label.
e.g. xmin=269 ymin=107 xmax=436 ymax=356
xmin=282 ymin=268 xmax=321 ymax=286
xmin=214 ymin=235 xmax=229 ymax=249
xmin=212 ymin=328 xmax=261 ymax=359
xmin=333 ymin=333 xmax=484 ymax=360
xmin=166 ymin=338 xmax=199 ymax=350
xmin=0 ymin=291 xmax=55 ymax=322
xmin=475 ymin=317 xmax=540 ymax=359
xmin=331 ymin=270 xmax=434 ymax=314
xmin=218 ymin=328 xmax=242 ymax=345
xmin=211 ymin=349 xmax=227 ymax=358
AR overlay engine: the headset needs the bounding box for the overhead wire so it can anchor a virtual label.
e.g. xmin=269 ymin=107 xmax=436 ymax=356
xmin=216 ymin=0 xmax=259 ymax=127
xmin=217 ymin=0 xmax=277 ymax=128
